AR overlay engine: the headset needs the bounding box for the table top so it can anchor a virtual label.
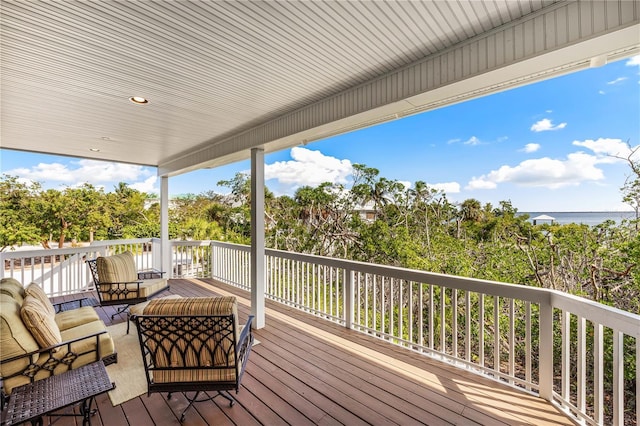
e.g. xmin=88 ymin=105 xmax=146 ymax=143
xmin=5 ymin=362 xmax=114 ymax=426
xmin=137 ymin=269 xmax=164 ymax=279
xmin=54 ymin=296 xmax=99 ymax=313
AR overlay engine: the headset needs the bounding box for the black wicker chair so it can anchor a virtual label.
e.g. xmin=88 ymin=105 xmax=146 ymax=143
xmin=86 ymin=251 xmax=169 ymax=320
xmin=132 ymin=296 xmax=254 ymax=422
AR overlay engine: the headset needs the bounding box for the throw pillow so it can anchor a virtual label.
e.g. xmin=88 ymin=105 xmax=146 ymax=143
xmin=25 ymin=282 xmax=56 ymax=316
xmin=20 ymin=295 xmax=62 ymax=350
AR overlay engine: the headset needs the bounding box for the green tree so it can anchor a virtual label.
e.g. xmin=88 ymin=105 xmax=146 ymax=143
xmin=616 ymin=144 xmax=640 ymax=224
xmin=0 ymin=175 xmax=41 ymax=251
xmin=105 ymin=183 xmax=148 ymax=238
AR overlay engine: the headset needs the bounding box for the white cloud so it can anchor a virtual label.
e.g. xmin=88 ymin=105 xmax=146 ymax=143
xmin=606 ymin=77 xmax=627 ymax=85
xmin=466 ymin=178 xmax=497 ymax=190
xmin=530 ymin=118 xmax=567 ymax=132
xmin=572 ymin=138 xmax=635 ymax=159
xmin=626 ymin=55 xmax=640 ymax=66
xmin=265 ymin=147 xmax=352 ymax=189
xmin=522 ymin=143 xmax=540 ymax=153
xmin=466 ymin=152 xmax=605 ymax=190
xmin=3 ymin=159 xmax=156 ymax=193
xmin=130 ymin=176 xmax=158 ymax=193
xmin=464 ymin=136 xmax=482 ymax=146
xmin=429 ymin=181 xmax=461 ymax=193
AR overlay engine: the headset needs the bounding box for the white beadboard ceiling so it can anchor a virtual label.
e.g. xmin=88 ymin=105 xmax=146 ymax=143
xmin=1 ymin=1 xmax=639 ymax=176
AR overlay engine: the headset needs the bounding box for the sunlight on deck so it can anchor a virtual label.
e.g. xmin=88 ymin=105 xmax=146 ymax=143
xmin=189 ymin=278 xmax=572 ymax=425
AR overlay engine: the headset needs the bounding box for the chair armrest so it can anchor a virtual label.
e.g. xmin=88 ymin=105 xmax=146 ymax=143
xmin=237 ymin=315 xmax=254 ymax=381
xmin=238 ymin=315 xmax=254 ymax=348
xmin=1 ymin=330 xmax=107 ymax=366
xmin=98 ymin=280 xmax=143 ymax=286
xmin=0 ymin=330 xmax=108 ymax=389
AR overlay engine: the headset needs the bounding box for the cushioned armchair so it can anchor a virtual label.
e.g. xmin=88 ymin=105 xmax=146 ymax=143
xmin=132 ymin=296 xmax=254 ymax=422
xmin=86 ymin=251 xmax=169 ymax=319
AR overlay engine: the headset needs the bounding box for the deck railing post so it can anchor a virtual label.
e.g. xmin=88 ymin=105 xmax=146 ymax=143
xmin=345 ymin=268 xmax=355 ymax=329
xmin=152 ymin=238 xmax=162 ymax=273
xmin=209 ymin=242 xmax=215 ymax=278
xmin=538 ymin=299 xmax=554 ymax=401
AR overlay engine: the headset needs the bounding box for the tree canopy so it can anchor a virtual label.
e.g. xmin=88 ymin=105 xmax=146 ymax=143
xmin=2 ymin=161 xmax=638 ymax=313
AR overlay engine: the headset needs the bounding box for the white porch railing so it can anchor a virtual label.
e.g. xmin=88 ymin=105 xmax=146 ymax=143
xmin=210 ymin=241 xmax=639 ymax=426
xmin=1 ymin=239 xmax=162 ymax=295
xmin=170 ymin=240 xmax=212 ymax=278
xmin=2 ymin=239 xmax=638 ymax=425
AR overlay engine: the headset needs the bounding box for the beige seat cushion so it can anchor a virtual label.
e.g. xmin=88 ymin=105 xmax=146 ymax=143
xmin=0 ymin=278 xmax=25 ymax=304
xmin=96 ymin=251 xmax=138 ymax=283
xmin=25 ymin=282 xmax=56 ymax=316
xmin=55 ymin=306 xmax=101 ymax=331
xmin=59 ymin=320 xmax=115 ymax=364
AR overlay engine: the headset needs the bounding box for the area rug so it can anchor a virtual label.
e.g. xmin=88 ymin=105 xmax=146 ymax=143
xmin=104 ymin=321 xmax=259 ymax=406
xmin=105 ymin=322 xmax=147 ymax=406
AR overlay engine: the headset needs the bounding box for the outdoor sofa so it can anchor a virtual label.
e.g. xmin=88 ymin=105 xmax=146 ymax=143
xmin=0 ymin=277 xmax=117 ymax=407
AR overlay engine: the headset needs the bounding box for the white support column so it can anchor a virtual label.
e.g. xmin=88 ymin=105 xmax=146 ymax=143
xmin=160 ymin=176 xmax=171 ymax=278
xmin=251 ymin=148 xmax=265 ymax=329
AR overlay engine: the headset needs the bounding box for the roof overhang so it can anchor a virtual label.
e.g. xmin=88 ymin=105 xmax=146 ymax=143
xmin=1 ymin=1 xmax=638 ymax=177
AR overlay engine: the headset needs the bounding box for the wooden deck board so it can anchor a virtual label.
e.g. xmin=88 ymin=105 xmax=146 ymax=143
xmin=41 ymin=278 xmax=572 ymax=426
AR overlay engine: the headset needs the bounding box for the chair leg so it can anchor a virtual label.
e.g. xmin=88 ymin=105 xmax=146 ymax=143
xmin=110 ymin=305 xmax=129 ymax=320
xmin=217 ymin=391 xmax=235 ymax=407
xmin=179 ymin=391 xmax=201 ymax=422
xmin=175 ymin=391 xmax=236 ymax=422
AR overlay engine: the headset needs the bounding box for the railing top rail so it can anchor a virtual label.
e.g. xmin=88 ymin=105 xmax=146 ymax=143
xmin=211 ymin=241 xmax=250 ymax=251
xmin=1 ymin=246 xmax=105 ymax=260
xmin=171 ymin=240 xmax=213 ymax=247
xmin=260 ymin=246 xmax=552 ymax=304
xmin=550 ymin=291 xmax=640 ymax=337
xmin=89 ymin=238 xmax=154 ymax=247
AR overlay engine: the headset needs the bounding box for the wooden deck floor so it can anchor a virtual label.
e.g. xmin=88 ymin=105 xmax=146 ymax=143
xmin=45 ymin=278 xmax=571 ymax=426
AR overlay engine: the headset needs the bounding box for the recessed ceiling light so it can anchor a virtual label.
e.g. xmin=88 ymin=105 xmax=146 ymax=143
xmin=89 ymin=148 xmax=101 ymax=152
xmin=129 ymin=96 xmax=149 ymax=104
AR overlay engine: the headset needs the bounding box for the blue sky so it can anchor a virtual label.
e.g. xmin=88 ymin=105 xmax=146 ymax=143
xmin=2 ymin=55 xmax=639 ymax=212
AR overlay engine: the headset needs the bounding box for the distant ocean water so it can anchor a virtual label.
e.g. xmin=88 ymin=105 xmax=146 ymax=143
xmin=518 ymin=211 xmax=636 ymax=226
